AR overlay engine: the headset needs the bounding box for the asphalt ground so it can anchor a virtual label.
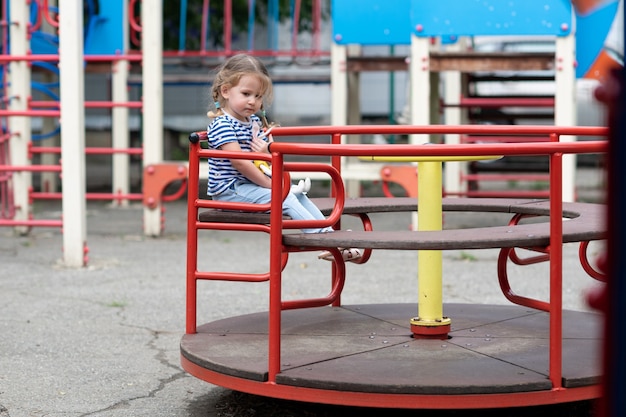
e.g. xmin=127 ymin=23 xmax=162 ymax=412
xmin=0 ymin=169 xmax=607 ymax=416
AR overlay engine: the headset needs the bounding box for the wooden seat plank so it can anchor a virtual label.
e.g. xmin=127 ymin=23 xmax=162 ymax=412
xmin=196 ymin=197 xmax=606 ymax=251
xmin=285 ymin=198 xmax=606 ymax=250
xmin=282 ymin=221 xmax=605 ymax=251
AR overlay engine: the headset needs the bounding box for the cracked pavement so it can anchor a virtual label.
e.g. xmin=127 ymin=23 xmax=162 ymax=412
xmin=0 ymin=183 xmax=605 ymax=416
xmin=0 ymin=201 xmax=223 ymax=416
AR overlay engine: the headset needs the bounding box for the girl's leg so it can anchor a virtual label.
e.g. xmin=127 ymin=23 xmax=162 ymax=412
xmin=213 ymin=181 xmax=272 ymax=205
xmin=218 ymin=182 xmax=359 ymax=260
xmin=295 ymin=193 xmax=326 ymax=220
xmin=215 ymin=182 xmax=331 ymax=233
xmin=282 ymin=193 xmax=333 ymax=233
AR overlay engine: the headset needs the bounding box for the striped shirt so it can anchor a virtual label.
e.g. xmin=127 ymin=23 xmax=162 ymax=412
xmin=207 ymin=113 xmax=263 ymax=196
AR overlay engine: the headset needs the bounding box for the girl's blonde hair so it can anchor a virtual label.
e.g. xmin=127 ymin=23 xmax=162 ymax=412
xmin=207 ymin=54 xmax=274 ymax=128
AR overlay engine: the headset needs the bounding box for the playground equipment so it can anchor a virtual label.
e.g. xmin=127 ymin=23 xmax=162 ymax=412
xmin=330 ymin=0 xmax=618 ymax=201
xmin=0 ymin=0 xmax=327 ymax=265
xmin=182 ymin=123 xmax=608 ymax=409
xmin=2 ymin=0 xmax=616 ymax=262
xmin=0 ymin=0 xmax=142 ymax=265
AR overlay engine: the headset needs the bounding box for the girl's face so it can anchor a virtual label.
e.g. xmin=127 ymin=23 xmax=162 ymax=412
xmin=221 ymin=74 xmax=265 ymax=122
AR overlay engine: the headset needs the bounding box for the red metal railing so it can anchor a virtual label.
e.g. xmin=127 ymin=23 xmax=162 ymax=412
xmin=185 ymin=124 xmax=608 ymax=406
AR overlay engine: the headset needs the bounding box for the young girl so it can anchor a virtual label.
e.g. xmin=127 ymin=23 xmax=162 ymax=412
xmin=206 ymin=54 xmax=362 ymax=262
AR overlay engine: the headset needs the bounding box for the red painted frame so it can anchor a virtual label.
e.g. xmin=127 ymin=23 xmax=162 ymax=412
xmin=184 ymin=124 xmax=608 ymax=408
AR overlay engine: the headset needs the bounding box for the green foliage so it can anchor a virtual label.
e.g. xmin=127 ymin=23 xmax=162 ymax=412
xmin=161 ymin=0 xmax=328 ymax=51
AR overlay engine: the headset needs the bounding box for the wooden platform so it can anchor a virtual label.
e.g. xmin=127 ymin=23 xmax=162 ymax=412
xmin=181 ymin=303 xmax=601 ymax=400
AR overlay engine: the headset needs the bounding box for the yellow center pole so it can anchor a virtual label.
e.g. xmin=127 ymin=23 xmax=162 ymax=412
xmin=410 ymin=161 xmax=451 ymax=338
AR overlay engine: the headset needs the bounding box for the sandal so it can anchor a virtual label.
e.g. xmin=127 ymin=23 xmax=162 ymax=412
xmin=318 ymin=248 xmax=363 ymax=263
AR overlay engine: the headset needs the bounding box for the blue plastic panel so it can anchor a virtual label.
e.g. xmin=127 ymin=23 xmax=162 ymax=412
xmin=84 ymin=0 xmax=126 ymax=55
xmin=332 ymin=0 xmax=412 ymax=45
xmin=410 ymin=0 xmax=572 ymax=37
xmin=575 ymin=0 xmax=621 ymax=78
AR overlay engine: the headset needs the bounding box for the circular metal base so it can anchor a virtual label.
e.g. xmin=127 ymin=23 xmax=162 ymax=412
xmin=181 ymin=303 xmax=602 ymax=409
xmin=410 ymin=316 xmax=451 ymax=339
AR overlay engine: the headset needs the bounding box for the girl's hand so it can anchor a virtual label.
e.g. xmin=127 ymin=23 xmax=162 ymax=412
xmin=250 ymin=126 xmax=274 ymax=154
xmin=221 ymin=141 xmax=272 ymax=188
xmin=251 ymin=136 xmax=269 ymax=154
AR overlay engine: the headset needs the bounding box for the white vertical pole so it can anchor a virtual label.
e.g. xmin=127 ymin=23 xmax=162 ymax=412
xmin=443 ymin=40 xmax=464 ymax=196
xmin=112 ymin=0 xmax=130 ymax=206
xmin=330 ymin=42 xmax=347 ymax=127
xmin=410 ymin=34 xmax=430 ymax=144
xmin=8 ymin=0 xmax=31 ymax=235
xmin=142 ymin=0 xmax=164 ymax=236
xmin=409 ymin=34 xmax=432 ymax=229
xmin=331 ymin=42 xmax=360 ymax=194
xmin=555 ymin=32 xmax=577 ymax=203
xmin=345 ymin=44 xmax=362 ymax=197
xmin=59 ymin=0 xmax=87 ymax=267
xmin=112 ymin=60 xmax=130 ymax=206
xmin=443 ymin=70 xmax=462 ymax=195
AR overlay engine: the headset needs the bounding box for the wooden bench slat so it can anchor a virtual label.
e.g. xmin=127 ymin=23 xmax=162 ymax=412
xmin=196 ymin=197 xmax=606 ymax=251
xmin=311 ymin=197 xmax=599 ymax=219
xmin=285 ymin=198 xmax=606 ymax=250
xmin=282 ymin=221 xmax=606 ymax=251
xmin=198 ymin=210 xmax=290 ymax=224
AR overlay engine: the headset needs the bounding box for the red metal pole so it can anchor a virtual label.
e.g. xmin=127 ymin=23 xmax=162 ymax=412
xmin=29 ymin=0 xmax=43 ymax=32
xmin=84 ymin=101 xmax=143 ymax=109
xmin=30 ymin=100 xmax=143 ymax=109
xmin=128 ymin=0 xmax=142 ymax=33
xmin=268 ymin=151 xmax=285 ymax=382
xmin=331 ymin=133 xmax=342 ymax=307
xmin=42 ymin=0 xmax=59 ymax=28
xmin=457 ymin=96 xmax=555 ymax=108
xmin=83 ymin=54 xmax=143 ymax=62
xmin=291 ymin=0 xmax=302 ymax=55
xmin=30 ymin=146 xmax=143 ymax=156
xmin=312 ymin=0 xmax=321 ymax=53
xmin=0 ymin=219 xmax=62 ymax=227
xmin=186 ymin=138 xmax=202 ymax=334
xmin=201 ymin=0 xmax=210 ymax=52
xmin=30 ymin=191 xmax=143 ymax=202
xmin=0 ymin=164 xmax=61 ymax=172
xmin=461 ymin=135 xmax=550 ymax=143
xmin=161 ymin=49 xmax=329 ymax=58
xmin=270 ymin=124 xmax=608 ymax=138
xmin=128 ymin=0 xmax=142 ymax=47
xmin=0 ymin=54 xmax=142 ymax=63
xmin=0 ymin=109 xmax=60 ymax=117
xmin=549 ymin=133 xmax=564 ymax=389
xmin=224 ymin=0 xmax=232 ymax=55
